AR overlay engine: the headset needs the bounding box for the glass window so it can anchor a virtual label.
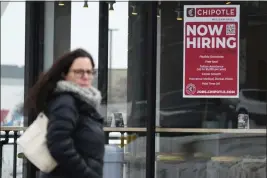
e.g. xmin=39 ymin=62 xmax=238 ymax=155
xmin=155 ymin=2 xmax=267 ymax=178
xmin=1 ymin=2 xmax=26 ymax=177
xmin=106 ymin=2 xmax=149 ymax=178
xmin=107 ymin=2 xmax=150 ymax=129
xmin=156 ymin=1 xmax=267 ymax=129
xmin=107 ymin=2 xmax=128 ymax=122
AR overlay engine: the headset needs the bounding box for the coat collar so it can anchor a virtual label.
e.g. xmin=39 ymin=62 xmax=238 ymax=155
xmin=55 ymin=80 xmax=102 ymax=111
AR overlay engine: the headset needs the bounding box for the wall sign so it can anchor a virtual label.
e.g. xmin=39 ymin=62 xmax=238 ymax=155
xmin=183 ymin=5 xmax=240 ymax=98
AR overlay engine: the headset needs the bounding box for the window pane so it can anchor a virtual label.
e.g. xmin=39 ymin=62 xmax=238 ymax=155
xmin=1 ymin=2 xmax=25 ymax=178
xmin=155 ymin=132 xmax=266 ymax=178
xmin=107 ymin=2 xmax=128 ymax=124
xmin=155 ymin=2 xmax=266 ymax=178
xmin=107 ymin=2 xmax=148 ymax=178
xmin=156 ymin=1 xmax=267 ymax=129
xmin=107 ymin=2 xmax=151 ymax=129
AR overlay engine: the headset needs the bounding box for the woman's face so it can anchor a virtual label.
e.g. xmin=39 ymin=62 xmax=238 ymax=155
xmin=65 ymin=57 xmax=95 ymax=88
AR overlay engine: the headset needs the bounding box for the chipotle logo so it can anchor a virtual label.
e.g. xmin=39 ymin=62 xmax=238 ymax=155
xmin=187 ymin=8 xmax=195 ymax=17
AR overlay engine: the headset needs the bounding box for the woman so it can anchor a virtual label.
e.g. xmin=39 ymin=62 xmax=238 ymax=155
xmin=23 ymin=48 xmax=105 ymax=178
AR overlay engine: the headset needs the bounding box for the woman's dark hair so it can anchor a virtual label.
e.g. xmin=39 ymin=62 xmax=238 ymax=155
xmin=23 ymin=48 xmax=95 ymax=117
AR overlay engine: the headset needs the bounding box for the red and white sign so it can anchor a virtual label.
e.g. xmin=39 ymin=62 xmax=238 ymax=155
xmin=183 ymin=5 xmax=240 ymax=98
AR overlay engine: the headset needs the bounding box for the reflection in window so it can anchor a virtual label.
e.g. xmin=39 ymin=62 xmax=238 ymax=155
xmin=106 ymin=3 xmax=149 ymax=178
xmin=238 ymin=89 xmax=267 ymax=127
xmin=155 ymin=3 xmax=266 ymax=178
xmin=107 ymin=2 xmax=128 ymax=128
xmin=156 ymin=1 xmax=267 ymax=129
xmin=0 ymin=2 xmax=25 ymax=178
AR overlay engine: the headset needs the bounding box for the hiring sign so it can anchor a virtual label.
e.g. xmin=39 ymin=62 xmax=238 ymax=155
xmin=183 ymin=5 xmax=240 ymax=98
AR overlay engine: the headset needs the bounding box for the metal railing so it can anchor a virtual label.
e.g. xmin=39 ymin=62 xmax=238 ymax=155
xmin=1 ymin=126 xmax=266 ymax=178
xmin=0 ymin=127 xmax=139 ymax=178
xmin=0 ymin=130 xmax=19 ymax=178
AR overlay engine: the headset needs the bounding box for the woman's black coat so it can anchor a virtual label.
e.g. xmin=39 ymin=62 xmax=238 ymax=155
xmin=40 ymin=81 xmax=105 ymax=178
